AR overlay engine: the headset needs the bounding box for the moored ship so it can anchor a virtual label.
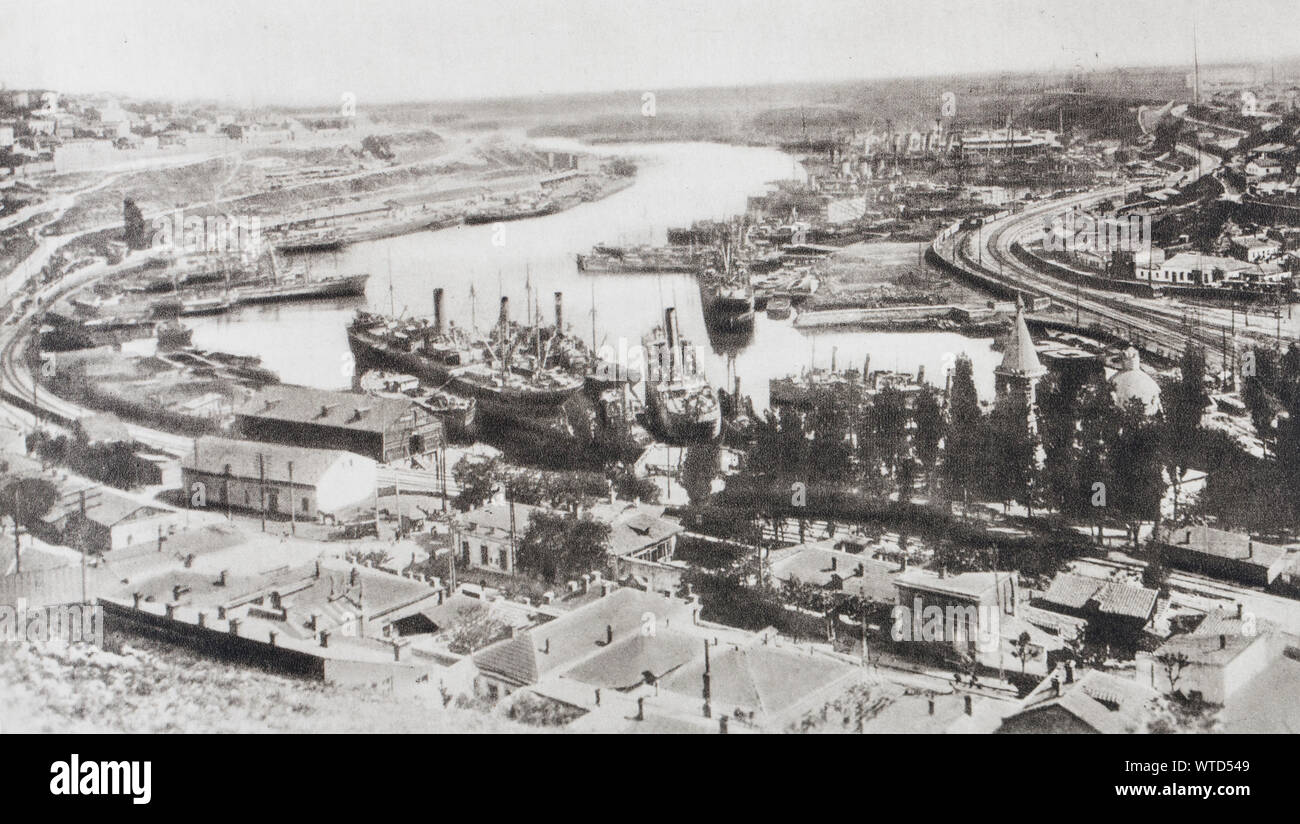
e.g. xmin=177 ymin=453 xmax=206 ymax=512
xmin=641 ymin=307 xmax=721 ymax=442
xmin=576 ymin=244 xmax=715 ymax=274
xmin=346 ymin=290 xmax=585 ymax=434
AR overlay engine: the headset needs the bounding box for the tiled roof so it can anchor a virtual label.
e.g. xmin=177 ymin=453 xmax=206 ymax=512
xmin=588 ymin=501 xmax=685 ymax=557
xmin=1040 ymin=572 xmax=1157 ymax=621
xmin=183 ymin=436 xmax=363 ymax=485
xmin=235 ymin=384 xmax=417 ymax=435
xmin=660 ymin=642 xmax=857 ymax=723
xmin=564 ymin=629 xmax=701 ymax=690
xmin=1010 ymin=669 xmax=1157 ymax=734
xmin=770 ymin=542 xmax=900 ymax=603
xmin=473 ymin=589 xmax=694 ymax=687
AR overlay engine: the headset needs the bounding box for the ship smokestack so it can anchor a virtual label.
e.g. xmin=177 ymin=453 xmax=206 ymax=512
xmin=664 ymin=307 xmax=678 ymax=351
xmin=831 ymin=346 xmax=837 ymax=372
xmin=499 ymin=296 xmax=509 ymax=327
xmin=432 ymin=288 xmax=444 ymax=335
xmin=554 ymin=292 xmax=563 ymax=333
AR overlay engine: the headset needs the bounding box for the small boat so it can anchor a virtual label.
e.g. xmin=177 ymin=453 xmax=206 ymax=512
xmin=766 ymin=296 xmax=793 ymax=320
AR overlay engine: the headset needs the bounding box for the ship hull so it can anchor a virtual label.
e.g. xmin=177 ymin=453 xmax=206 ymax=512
xmin=347 ymin=329 xmax=583 ymax=430
xmin=234 ymin=274 xmax=369 ymax=305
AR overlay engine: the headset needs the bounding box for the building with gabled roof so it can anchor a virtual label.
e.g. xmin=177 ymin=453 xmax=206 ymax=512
xmin=235 ymin=383 xmax=442 ymax=463
xmin=1156 ymin=524 xmax=1294 ymax=586
xmin=996 ymin=667 xmax=1158 ymax=733
xmin=181 ymin=436 xmax=377 ymax=521
xmin=1036 ymin=571 xmax=1158 ymax=642
xmin=471 ymin=588 xmax=696 ymax=698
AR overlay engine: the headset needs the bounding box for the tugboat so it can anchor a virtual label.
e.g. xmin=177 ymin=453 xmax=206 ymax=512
xmin=641 ymin=307 xmax=721 ymax=442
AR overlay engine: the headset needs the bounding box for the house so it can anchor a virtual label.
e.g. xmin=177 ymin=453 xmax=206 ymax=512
xmin=1135 ymin=622 xmax=1278 ymax=705
xmin=40 ymin=488 xmax=184 ymax=555
xmin=1230 ymin=234 xmax=1281 ymax=262
xmin=455 ymin=499 xmax=684 ymax=582
xmin=235 ymin=384 xmax=443 ymax=464
xmin=127 ymin=558 xmax=442 ymax=644
xmin=1156 ymin=524 xmax=1294 ymax=587
xmin=453 ymin=501 xmax=543 ymax=576
xmin=894 ymin=568 xmax=1057 ymax=676
xmin=1246 ymin=156 xmax=1284 ymax=177
xmin=769 ymin=539 xmax=901 ymax=606
xmin=1150 ymin=252 xmax=1256 ymax=286
xmin=471 ymin=588 xmax=696 ymax=699
xmin=181 ymin=436 xmax=377 ymax=522
xmin=995 ymin=666 xmax=1158 ymax=733
xmin=1035 ymin=571 xmax=1158 ymax=643
xmin=587 ymin=500 xmax=685 ymax=591
xmin=657 ymin=636 xmax=862 ymax=730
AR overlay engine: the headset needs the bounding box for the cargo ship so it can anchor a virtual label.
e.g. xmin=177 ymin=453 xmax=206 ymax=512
xmin=769 ymin=357 xmax=926 ymax=411
xmin=576 ymin=244 xmax=715 ymax=274
xmin=230 ymin=272 xmax=369 ymax=305
xmin=641 ymin=307 xmax=721 ymax=442
xmin=273 ymin=229 xmax=348 ymax=254
xmin=346 ymin=290 xmax=585 ymax=432
xmin=464 ymin=199 xmax=558 ymax=225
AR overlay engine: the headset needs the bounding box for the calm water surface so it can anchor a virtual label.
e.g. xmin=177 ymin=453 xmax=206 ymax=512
xmin=187 ymin=141 xmax=998 ymax=407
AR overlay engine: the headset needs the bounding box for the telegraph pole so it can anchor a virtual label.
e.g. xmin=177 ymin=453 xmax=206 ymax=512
xmin=257 ymin=452 xmax=266 ymax=532
xmin=288 ymin=461 xmax=295 ymax=536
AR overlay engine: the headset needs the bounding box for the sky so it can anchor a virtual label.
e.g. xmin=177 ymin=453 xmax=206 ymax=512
xmin=1 ymin=0 xmax=1297 ymax=105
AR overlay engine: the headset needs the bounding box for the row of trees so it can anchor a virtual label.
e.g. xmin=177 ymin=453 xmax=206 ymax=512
xmin=738 ymin=347 xmax=1214 ymax=548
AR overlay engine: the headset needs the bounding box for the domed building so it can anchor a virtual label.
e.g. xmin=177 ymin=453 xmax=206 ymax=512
xmin=1109 ymin=348 xmax=1162 ymax=415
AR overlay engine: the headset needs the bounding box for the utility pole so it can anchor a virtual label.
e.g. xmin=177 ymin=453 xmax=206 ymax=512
xmin=288 ymin=461 xmax=295 ymax=536
xmin=258 ymin=452 xmax=266 ymax=532
xmin=12 ymin=493 xmax=20 ymax=576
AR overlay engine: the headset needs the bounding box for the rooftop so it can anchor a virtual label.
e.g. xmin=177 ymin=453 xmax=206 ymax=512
xmin=472 ymin=588 xmax=696 ymax=687
xmin=235 ymin=384 xmax=420 ymax=435
xmin=1159 ymin=524 xmax=1292 ymax=569
xmin=183 ymin=436 xmax=367 ymax=486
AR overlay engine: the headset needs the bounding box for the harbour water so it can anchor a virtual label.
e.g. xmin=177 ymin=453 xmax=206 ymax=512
xmin=186 ymin=140 xmax=999 ymax=408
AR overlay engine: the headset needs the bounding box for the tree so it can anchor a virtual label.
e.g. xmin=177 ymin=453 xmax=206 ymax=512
xmin=987 ymin=391 xmax=1038 ymax=515
xmin=453 ymin=456 xmax=502 ymax=511
xmin=1162 ymin=345 xmax=1208 ymax=519
xmin=678 ymin=444 xmax=718 ymax=505
xmin=1011 ymin=630 xmax=1035 ymax=674
xmin=123 ymin=198 xmax=148 ymax=250
xmin=911 ymin=386 xmax=944 ymax=491
xmin=1111 ymin=398 xmax=1165 ymax=549
xmin=445 ymin=605 xmax=509 ymax=655
xmin=941 ymin=355 xmax=985 ymax=511
xmin=1156 ymin=650 xmax=1191 ymax=694
xmin=516 ymin=511 xmax=611 ymax=584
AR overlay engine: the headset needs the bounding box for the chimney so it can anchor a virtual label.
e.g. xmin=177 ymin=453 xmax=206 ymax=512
xmin=917 ymin=364 xmax=925 ymax=384
xmin=499 ymin=296 xmax=510 ymax=327
xmin=900 ymin=554 xmax=908 ymax=572
xmin=1219 ymin=634 xmax=1227 ymax=650
xmin=544 ymin=637 xmax=551 ymax=654
xmin=432 ymin=287 xmax=444 ymax=335
xmin=268 ymin=630 xmax=277 ymax=646
xmin=939 ymin=566 xmax=946 ymax=579
xmin=636 ymin=697 xmax=644 ymax=721
xmin=964 ymin=694 xmax=973 ymax=715
xmin=164 ymin=602 xmax=176 ymax=619
xmin=437 ymin=589 xmax=445 ymax=606
xmin=594 ymin=688 xmax=601 ymax=706
xmin=132 ymin=592 xmax=142 ymax=609
xmin=664 ymin=307 xmax=678 ymax=351
xmin=719 ymin=716 xmax=729 ymax=734
xmin=217 ymin=605 xmax=227 ymax=620
xmin=928 ymin=697 xmax=935 ymax=716
xmin=1247 ymin=538 xmax=1253 ymax=559
xmin=198 ymin=612 xmax=208 ymax=628
xmin=605 ymin=623 xmax=613 ymax=645
xmin=229 ymin=618 xmax=241 ymax=636
xmin=218 ymin=569 xmax=229 ymax=587
xmin=320 ymin=630 xmax=330 ymax=648
xmin=1237 ymin=602 xmax=1244 ymax=619
xmin=393 ymin=641 xmax=403 ymax=662
xmin=1065 ymin=660 xmax=1075 ymax=684
xmin=1051 ymin=676 xmax=1060 ymax=696
xmin=553 ymin=291 xmax=563 ymax=332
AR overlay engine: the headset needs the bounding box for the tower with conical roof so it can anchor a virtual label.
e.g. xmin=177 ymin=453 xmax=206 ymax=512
xmin=995 ymin=296 xmax=1047 ymax=409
